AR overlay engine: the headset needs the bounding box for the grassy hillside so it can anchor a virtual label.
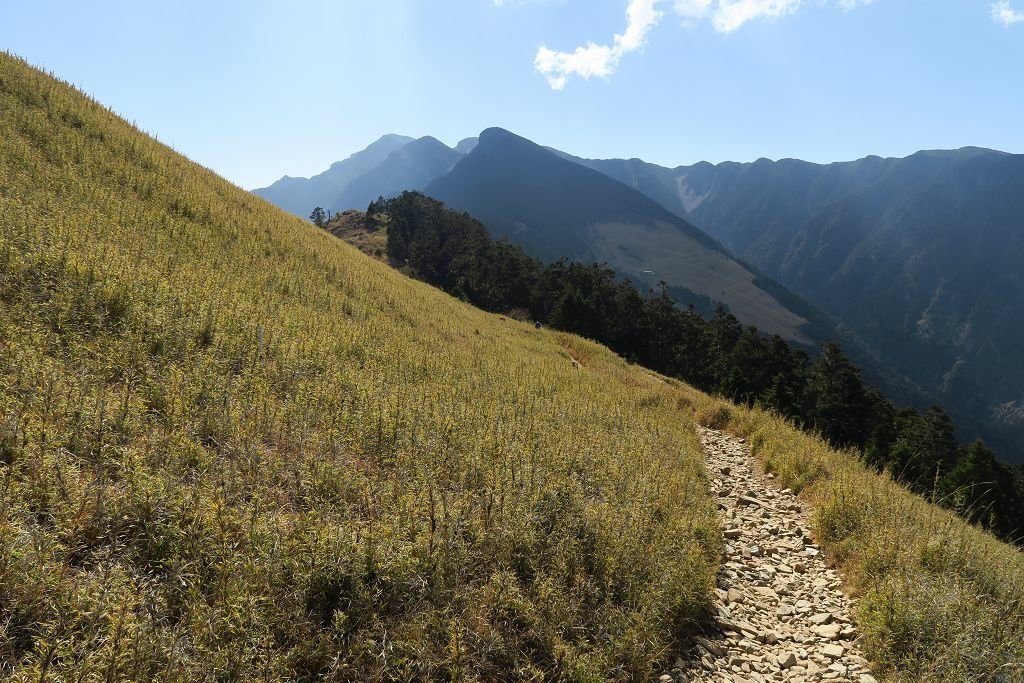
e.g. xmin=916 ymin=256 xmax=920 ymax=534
xmin=680 ymin=388 xmax=1024 ymax=682
xmin=6 ymin=51 xmax=1024 ymax=683
xmin=0 ymin=54 xmax=719 ymax=680
xmin=323 ymin=209 xmax=390 ymax=263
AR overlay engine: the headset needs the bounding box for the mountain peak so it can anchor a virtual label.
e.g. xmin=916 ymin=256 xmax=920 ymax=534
xmin=455 ymin=137 xmax=479 ymax=154
xmin=408 ymin=135 xmax=451 ymax=151
xmin=478 ymin=127 xmax=527 ymax=145
xmin=376 ymin=133 xmax=415 ymax=144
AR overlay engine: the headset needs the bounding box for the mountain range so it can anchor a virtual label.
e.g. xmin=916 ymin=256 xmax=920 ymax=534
xmin=253 ymin=133 xmax=414 ymax=216
xmin=560 ymin=146 xmax=1024 ymax=462
xmin=253 ymin=131 xmax=1024 ymax=462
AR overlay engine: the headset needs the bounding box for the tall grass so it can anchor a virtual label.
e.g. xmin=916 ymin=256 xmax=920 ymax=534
xmin=682 ymin=389 xmax=1024 ymax=683
xmin=0 ymin=53 xmax=719 ymax=680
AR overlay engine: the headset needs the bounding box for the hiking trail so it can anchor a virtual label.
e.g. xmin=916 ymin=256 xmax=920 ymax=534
xmin=667 ymin=427 xmax=879 ymax=683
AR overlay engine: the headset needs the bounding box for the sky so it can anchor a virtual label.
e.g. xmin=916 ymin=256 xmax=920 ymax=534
xmin=1 ymin=0 xmax=1021 ymax=189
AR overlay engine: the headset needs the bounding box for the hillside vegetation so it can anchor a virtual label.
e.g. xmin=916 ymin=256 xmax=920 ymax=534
xmin=359 ymin=192 xmax=1024 ymax=542
xmin=5 ymin=51 xmax=1024 ymax=683
xmin=0 ymin=53 xmax=719 ymax=680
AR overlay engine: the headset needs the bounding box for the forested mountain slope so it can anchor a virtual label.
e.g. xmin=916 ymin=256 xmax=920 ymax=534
xmin=427 ymin=128 xmax=817 ymax=343
xmin=561 ymin=147 xmax=1024 ymax=462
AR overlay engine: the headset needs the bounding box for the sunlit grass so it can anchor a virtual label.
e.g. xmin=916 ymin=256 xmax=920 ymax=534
xmin=6 ymin=48 xmax=1017 ymax=683
xmin=0 ymin=53 xmax=719 ymax=680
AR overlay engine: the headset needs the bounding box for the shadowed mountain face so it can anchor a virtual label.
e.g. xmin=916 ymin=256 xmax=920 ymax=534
xmin=252 ymin=133 xmax=413 ymax=216
xmin=427 ymin=128 xmax=816 ymax=343
xmin=561 ymin=147 xmax=1024 ymax=462
xmin=333 ymin=136 xmax=463 ymax=211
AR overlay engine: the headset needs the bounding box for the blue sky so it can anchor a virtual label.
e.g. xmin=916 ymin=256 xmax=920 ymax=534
xmin=1 ymin=0 xmax=1021 ymax=189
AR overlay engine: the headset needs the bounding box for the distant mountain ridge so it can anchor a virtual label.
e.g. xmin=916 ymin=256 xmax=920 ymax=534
xmin=556 ymin=145 xmax=1024 ymax=461
xmin=333 ymin=136 xmax=463 ymax=212
xmin=253 ymin=131 xmax=1024 ymax=461
xmin=253 ymin=133 xmax=413 ymax=216
xmin=427 ymin=127 xmax=817 ymax=343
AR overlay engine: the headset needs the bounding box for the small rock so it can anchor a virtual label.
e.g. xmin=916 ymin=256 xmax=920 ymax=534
xmin=777 ymin=652 xmax=797 ymax=668
xmin=822 ymin=644 xmax=845 ymax=659
xmin=814 ymin=624 xmax=843 ymax=640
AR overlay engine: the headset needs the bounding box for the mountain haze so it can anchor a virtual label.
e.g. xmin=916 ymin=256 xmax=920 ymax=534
xmin=455 ymin=136 xmax=479 ymax=154
xmin=252 ymin=133 xmax=413 ymax=216
xmin=332 ymin=135 xmax=463 ymax=211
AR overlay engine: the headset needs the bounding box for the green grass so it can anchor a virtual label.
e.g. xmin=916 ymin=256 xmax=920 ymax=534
xmin=681 ymin=388 xmax=1024 ymax=683
xmin=0 ymin=53 xmax=719 ymax=680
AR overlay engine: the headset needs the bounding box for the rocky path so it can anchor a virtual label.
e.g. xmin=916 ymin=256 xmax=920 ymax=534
xmin=669 ymin=428 xmax=879 ymax=683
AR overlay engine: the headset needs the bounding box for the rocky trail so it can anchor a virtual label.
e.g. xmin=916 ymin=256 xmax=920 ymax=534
xmin=666 ymin=428 xmax=879 ymax=683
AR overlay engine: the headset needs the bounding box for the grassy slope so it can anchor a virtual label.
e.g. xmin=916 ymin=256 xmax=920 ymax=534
xmin=5 ymin=51 xmax=1024 ymax=683
xmin=0 ymin=54 xmax=719 ymax=681
xmin=324 ymin=209 xmax=390 ymax=264
xmin=680 ymin=387 xmax=1024 ymax=682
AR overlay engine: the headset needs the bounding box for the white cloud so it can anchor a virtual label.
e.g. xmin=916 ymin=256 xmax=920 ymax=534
xmin=991 ymin=0 xmax=1024 ymax=26
xmin=709 ymin=0 xmax=801 ymax=33
xmin=530 ymin=0 xmax=881 ymax=89
xmin=673 ymin=0 xmax=713 ymax=22
xmin=836 ymin=0 xmax=875 ymax=9
xmin=534 ymin=0 xmax=663 ymax=90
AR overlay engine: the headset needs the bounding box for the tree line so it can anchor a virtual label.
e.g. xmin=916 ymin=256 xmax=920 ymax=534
xmin=366 ymin=191 xmax=1024 ymax=541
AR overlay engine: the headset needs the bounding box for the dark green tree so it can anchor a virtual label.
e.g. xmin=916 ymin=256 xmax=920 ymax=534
xmin=939 ymin=439 xmax=1022 ymax=535
xmin=807 ymin=342 xmax=871 ymax=448
xmin=309 ymin=206 xmax=327 ymax=227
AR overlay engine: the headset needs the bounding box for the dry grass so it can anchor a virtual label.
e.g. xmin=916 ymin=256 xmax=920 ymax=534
xmin=682 ymin=389 xmax=1024 ymax=683
xmin=0 ymin=53 xmax=719 ymax=681
xmin=5 ymin=48 xmax=1018 ymax=683
xmin=324 ymin=209 xmax=390 ymax=263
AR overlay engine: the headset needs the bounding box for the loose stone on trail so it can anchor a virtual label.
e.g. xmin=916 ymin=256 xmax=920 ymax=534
xmin=665 ymin=427 xmax=878 ymax=683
